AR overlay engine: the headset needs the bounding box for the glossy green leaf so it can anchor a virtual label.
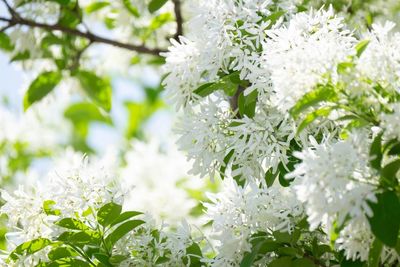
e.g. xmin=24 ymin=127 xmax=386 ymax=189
xmin=43 ymin=200 xmax=61 ymax=216
xmin=97 ymin=202 xmax=122 ymax=227
xmin=85 ymin=1 xmax=110 ymax=13
xmin=269 ymin=257 xmax=292 ymax=267
xmin=381 ymin=160 xmax=400 ymax=187
xmin=265 ymin=168 xmax=278 ymax=187
xmin=368 ymin=238 xmax=383 ymax=267
xmin=290 ymin=84 xmax=337 ymax=119
xmin=23 ymin=71 xmax=62 ymax=110
xmin=297 ymin=107 xmax=332 ymax=134
xmin=9 ymin=238 xmax=52 ymax=261
xmin=368 ymin=191 xmax=400 ymax=247
xmin=76 ymin=71 xmax=112 ymax=111
xmin=355 ymin=40 xmax=370 ymax=57
xmin=48 ymin=246 xmax=77 ymax=261
xmin=122 ymin=0 xmax=140 ymax=17
xmin=193 ymin=82 xmax=216 ymax=97
xmin=370 ymin=133 xmax=383 ymax=170
xmin=292 ymin=258 xmax=316 ymax=267
xmin=110 ymin=211 xmax=143 ymax=227
xmin=55 ymin=218 xmax=90 ymax=231
xmin=105 ymin=220 xmax=145 ymax=248
xmin=183 ymin=242 xmax=202 ymax=267
xmin=148 ymin=0 xmax=168 ymax=13
xmin=45 ymin=258 xmax=90 ymax=266
xmin=0 ymin=32 xmax=14 ymax=51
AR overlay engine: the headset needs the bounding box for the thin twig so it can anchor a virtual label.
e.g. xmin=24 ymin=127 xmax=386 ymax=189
xmin=0 ymin=0 xmax=186 ymax=55
xmin=172 ymin=0 xmax=184 ymax=39
xmin=1 ymin=0 xmax=20 ymax=19
xmin=0 ymin=15 xmax=165 ymax=55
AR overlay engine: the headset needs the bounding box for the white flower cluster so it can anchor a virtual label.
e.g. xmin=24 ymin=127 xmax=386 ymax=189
xmin=121 ymin=138 xmax=204 ymax=224
xmin=0 ymin=150 xmax=201 ymax=266
xmin=288 ymin=131 xmax=376 ymax=230
xmin=264 ymin=7 xmax=356 ymax=110
xmin=163 ymin=2 xmax=359 ymax=180
xmin=205 ymin=178 xmax=303 ymax=266
xmin=357 ymin=21 xmax=400 ymax=87
xmin=163 ymin=1 xmax=400 ymax=264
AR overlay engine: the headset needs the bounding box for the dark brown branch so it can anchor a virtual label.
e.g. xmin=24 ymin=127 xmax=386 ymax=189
xmin=0 ymin=15 xmax=165 ymax=55
xmin=172 ymin=0 xmax=184 ymax=39
xmin=230 ymin=86 xmax=245 ymax=118
xmin=0 ymin=0 xmax=187 ymax=55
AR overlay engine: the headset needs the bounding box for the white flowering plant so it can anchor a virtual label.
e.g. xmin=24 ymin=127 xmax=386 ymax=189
xmin=1 ymin=0 xmax=400 ymax=267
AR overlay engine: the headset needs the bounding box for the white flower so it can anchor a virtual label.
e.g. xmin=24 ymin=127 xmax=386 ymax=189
xmin=381 ymin=103 xmax=400 ymax=141
xmin=336 ymin=217 xmax=373 ymax=262
xmin=175 ymin=98 xmax=233 ymax=178
xmin=357 ymin=21 xmax=400 ymax=87
xmin=264 ymin=7 xmax=356 ymax=111
xmin=228 ymin=106 xmax=296 ymax=180
xmin=120 ymin=138 xmax=202 ymax=224
xmin=288 ymin=131 xmax=377 ymax=230
xmin=162 ymin=37 xmax=205 ymax=109
xmin=205 ymin=178 xmax=303 ymax=266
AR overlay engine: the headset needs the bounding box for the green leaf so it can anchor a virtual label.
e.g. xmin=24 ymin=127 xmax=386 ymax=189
xmin=263 ymin=10 xmax=286 ymax=27
xmin=125 ymin=100 xmax=164 ymax=138
xmin=110 ymin=211 xmax=143 ymax=227
xmin=381 ymin=160 xmax=400 ymax=187
xmin=85 ymin=1 xmax=110 ymax=13
xmin=340 ymin=259 xmax=364 ymax=267
xmin=48 ymin=246 xmax=77 ymax=261
xmin=290 ymin=84 xmax=337 ymax=119
xmin=220 ymin=149 xmax=234 ymax=176
xmin=122 ymin=0 xmax=140 ymax=17
xmin=64 ymin=102 xmax=112 ymax=125
xmin=273 ymin=231 xmax=292 ymax=244
xmin=57 ymin=230 xmax=100 ymax=245
xmin=264 ymin=168 xmax=278 ymax=187
xmin=97 ymin=202 xmax=122 ymax=227
xmin=367 ymin=191 xmax=400 ymax=247
xmin=43 ymin=200 xmax=61 ymax=216
xmin=337 ymin=62 xmax=354 ymax=75
xmin=194 ymin=72 xmax=240 ymax=98
xmin=76 ymin=71 xmax=112 ymax=111
xmin=269 ymin=257 xmax=292 ymax=267
xmin=45 ymin=258 xmax=90 ymax=267
xmin=58 ymin=7 xmax=82 ymax=27
xmin=70 ymin=231 xmax=100 ymax=245
xmin=94 ymin=253 xmax=112 ymax=266
xmin=292 ymin=258 xmax=316 ymax=267
xmin=9 ymin=238 xmax=52 ymax=261
xmin=148 ymin=0 xmax=168 ymax=13
xmin=0 ymin=32 xmax=14 ymax=51
xmin=183 ymin=242 xmax=202 ymax=267
xmin=370 ymin=133 xmax=383 ymax=170
xmin=277 ymin=247 xmax=300 ymax=257
xmin=109 ymin=255 xmax=129 ymax=265
xmin=355 ymin=40 xmax=370 ymax=57
xmin=50 ymin=0 xmax=72 ymax=5
xmin=193 ymin=83 xmax=216 ymax=97
xmin=297 ymin=107 xmax=332 ymax=134
xmin=238 ymin=90 xmax=258 ymax=118
xmin=55 ymin=218 xmax=90 ymax=231
xmin=368 ymin=238 xmax=383 ymax=267
xmin=387 ymin=141 xmax=400 ymax=156
xmin=23 ymin=71 xmax=62 ymax=110
xmin=105 ymin=220 xmax=145 ymax=248
xmin=10 ymin=50 xmax=30 ymax=62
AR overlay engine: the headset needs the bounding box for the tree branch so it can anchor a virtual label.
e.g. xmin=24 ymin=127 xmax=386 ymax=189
xmin=0 ymin=0 xmax=187 ymax=55
xmin=172 ymin=0 xmax=184 ymax=39
xmin=0 ymin=15 xmax=165 ymax=55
